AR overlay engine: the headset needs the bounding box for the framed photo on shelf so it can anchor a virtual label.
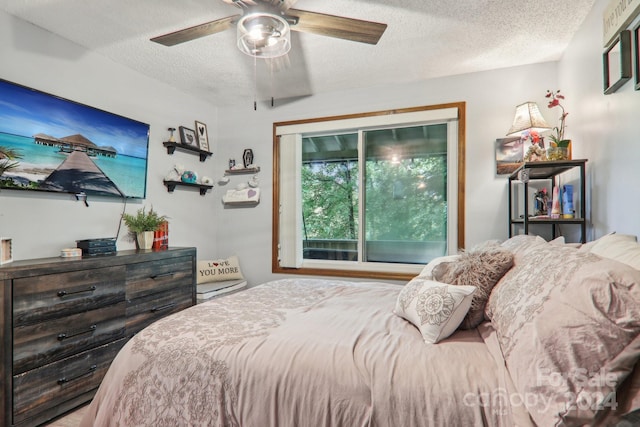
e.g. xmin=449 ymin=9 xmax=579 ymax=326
xmin=179 ymin=126 xmax=197 ymax=146
xmin=195 ymin=120 xmax=209 ymax=152
xmin=634 ymin=22 xmax=640 ymax=90
xmin=243 ymin=148 xmax=254 ymax=168
xmin=495 ymin=137 xmax=523 ymax=175
xmin=603 ymin=30 xmax=632 ymax=94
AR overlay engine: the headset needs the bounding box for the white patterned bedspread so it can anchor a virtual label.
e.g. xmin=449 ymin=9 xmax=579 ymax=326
xmin=81 ymin=278 xmax=523 ymax=426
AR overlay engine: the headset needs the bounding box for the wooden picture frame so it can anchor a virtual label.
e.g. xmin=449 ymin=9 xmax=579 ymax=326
xmin=603 ymin=30 xmax=632 ymax=94
xmin=178 ymin=126 xmax=197 ymax=147
xmin=634 ymin=22 xmax=640 ymax=90
xmin=194 ymin=120 xmax=210 ymax=152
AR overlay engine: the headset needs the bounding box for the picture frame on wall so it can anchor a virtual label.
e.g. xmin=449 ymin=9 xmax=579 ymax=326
xmin=179 ymin=126 xmax=197 ymax=146
xmin=195 ymin=120 xmax=210 ymax=152
xmin=634 ymin=22 xmax=640 ymax=90
xmin=603 ymin=30 xmax=632 ymax=94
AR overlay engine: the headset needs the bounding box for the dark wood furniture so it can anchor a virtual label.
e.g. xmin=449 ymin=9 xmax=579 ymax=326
xmin=508 ymin=159 xmax=587 ymax=243
xmin=0 ymin=247 xmax=196 ymax=427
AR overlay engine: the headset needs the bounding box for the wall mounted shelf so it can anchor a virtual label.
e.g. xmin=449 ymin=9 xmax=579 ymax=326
xmin=224 ymin=167 xmax=260 ymax=175
xmin=223 ymin=200 xmax=260 ymax=207
xmin=163 ymin=180 xmax=213 ymax=196
xmin=163 ymin=141 xmax=212 ymax=162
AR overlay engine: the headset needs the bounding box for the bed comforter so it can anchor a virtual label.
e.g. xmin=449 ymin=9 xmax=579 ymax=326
xmin=81 ymin=278 xmax=529 ymax=426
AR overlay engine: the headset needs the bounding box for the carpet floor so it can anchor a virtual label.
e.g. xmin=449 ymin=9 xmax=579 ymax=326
xmin=43 ymin=404 xmax=88 ymax=427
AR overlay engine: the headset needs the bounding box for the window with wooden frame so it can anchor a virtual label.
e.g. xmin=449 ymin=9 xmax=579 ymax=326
xmin=273 ymin=102 xmax=466 ymax=281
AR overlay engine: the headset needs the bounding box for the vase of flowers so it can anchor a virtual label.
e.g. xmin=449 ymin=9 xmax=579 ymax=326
xmin=545 ymin=89 xmax=571 ymax=160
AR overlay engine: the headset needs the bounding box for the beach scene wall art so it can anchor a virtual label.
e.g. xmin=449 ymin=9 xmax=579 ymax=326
xmin=0 ymin=79 xmax=150 ymax=198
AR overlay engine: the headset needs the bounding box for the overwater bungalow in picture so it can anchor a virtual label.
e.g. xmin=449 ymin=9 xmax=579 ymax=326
xmin=33 ymin=133 xmax=117 ymax=158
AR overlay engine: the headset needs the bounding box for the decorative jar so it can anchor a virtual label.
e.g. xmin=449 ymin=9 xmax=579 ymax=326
xmin=547 ymin=147 xmax=569 ymax=161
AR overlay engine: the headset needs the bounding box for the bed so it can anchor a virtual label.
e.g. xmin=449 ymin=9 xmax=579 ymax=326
xmin=81 ymin=235 xmax=640 ymax=427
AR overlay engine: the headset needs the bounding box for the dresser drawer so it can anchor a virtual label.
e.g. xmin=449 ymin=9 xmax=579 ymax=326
xmin=13 ymin=301 xmax=126 ymax=374
xmin=126 ymin=285 xmax=193 ymax=335
xmin=126 ymin=255 xmax=193 ymax=299
xmin=12 ymin=338 xmax=127 ymax=425
xmin=13 ymin=265 xmax=126 ymax=326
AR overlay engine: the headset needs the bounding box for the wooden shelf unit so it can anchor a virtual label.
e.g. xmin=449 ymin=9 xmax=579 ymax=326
xmin=163 ymin=180 xmax=213 ymax=196
xmin=508 ymin=159 xmax=587 ymax=243
xmin=163 ymin=141 xmax=212 ymax=162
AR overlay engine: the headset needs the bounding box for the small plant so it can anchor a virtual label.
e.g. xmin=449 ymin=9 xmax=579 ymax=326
xmin=0 ymin=146 xmax=21 ymax=177
xmin=122 ymin=206 xmax=167 ymax=233
xmin=545 ymin=89 xmax=570 ymax=148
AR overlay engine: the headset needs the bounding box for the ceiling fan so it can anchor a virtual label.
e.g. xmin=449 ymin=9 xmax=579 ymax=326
xmin=150 ymin=0 xmax=387 ymax=58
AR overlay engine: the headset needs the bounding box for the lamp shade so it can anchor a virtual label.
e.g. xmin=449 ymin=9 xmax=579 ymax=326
xmin=237 ymin=12 xmax=291 ymax=59
xmin=506 ymin=102 xmax=552 ymax=136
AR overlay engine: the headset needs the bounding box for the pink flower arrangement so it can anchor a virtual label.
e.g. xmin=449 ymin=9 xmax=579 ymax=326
xmin=545 ymin=89 xmax=569 ymax=147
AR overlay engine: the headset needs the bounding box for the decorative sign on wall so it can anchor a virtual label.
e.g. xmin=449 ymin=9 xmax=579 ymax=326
xmin=603 ymin=0 xmax=640 ymax=47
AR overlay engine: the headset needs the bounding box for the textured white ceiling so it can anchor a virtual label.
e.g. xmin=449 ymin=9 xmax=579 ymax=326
xmin=0 ymin=0 xmax=596 ymax=107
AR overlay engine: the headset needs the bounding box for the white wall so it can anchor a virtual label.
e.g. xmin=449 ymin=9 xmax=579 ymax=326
xmin=6 ymin=0 xmax=633 ymax=286
xmin=0 ymin=11 xmax=219 ymax=260
xmin=218 ymin=0 xmax=640 ymax=285
xmin=558 ymin=0 xmax=640 ymax=240
xmin=215 ymin=63 xmax=559 ymax=284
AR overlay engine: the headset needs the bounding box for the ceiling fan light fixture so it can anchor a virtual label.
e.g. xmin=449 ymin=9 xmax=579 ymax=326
xmin=237 ymin=13 xmax=291 ymax=58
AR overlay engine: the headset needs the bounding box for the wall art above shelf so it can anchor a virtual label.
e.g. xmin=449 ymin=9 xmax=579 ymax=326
xmin=163 ymin=180 xmax=213 ymax=196
xmin=224 ymin=167 xmax=260 ymax=175
xmin=163 ymin=141 xmax=212 ymax=162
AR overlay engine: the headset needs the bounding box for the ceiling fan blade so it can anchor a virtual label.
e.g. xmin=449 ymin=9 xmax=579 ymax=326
xmin=286 ymin=9 xmax=387 ymax=45
xmin=150 ymin=15 xmax=240 ymax=46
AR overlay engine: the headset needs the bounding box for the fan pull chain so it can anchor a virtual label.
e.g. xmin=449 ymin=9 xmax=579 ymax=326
xmin=253 ymin=54 xmax=257 ymax=111
xmin=270 ymin=62 xmax=275 ymax=108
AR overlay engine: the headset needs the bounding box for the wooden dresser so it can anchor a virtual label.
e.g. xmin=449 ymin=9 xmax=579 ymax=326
xmin=0 ymin=247 xmax=196 ymax=427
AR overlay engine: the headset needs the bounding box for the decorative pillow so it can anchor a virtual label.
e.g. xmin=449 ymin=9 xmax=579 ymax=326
xmin=418 ymin=255 xmax=460 ymax=279
xmin=589 ymin=236 xmax=640 ymax=270
xmin=394 ymin=277 xmax=475 ymax=344
xmin=577 ymin=232 xmax=637 ymax=253
xmin=431 ymin=242 xmax=513 ymax=329
xmin=197 ymin=256 xmax=244 ymax=284
xmin=486 ymin=241 xmax=640 ymax=426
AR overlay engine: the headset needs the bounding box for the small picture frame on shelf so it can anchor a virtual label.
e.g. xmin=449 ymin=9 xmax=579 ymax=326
xmin=243 ymin=149 xmax=254 ymax=168
xmin=495 ymin=136 xmax=523 ymax=175
xmin=179 ymin=126 xmax=197 ymax=146
xmin=195 ymin=120 xmax=209 ymax=152
xmin=603 ymin=30 xmax=632 ymax=95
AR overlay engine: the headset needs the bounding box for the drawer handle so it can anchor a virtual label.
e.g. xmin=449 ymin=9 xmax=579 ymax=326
xmin=150 ymin=302 xmax=176 ymax=313
xmin=57 ymin=364 xmax=97 ymax=385
xmin=150 ymin=272 xmax=175 ymax=279
xmin=57 ymin=324 xmax=97 ymax=341
xmin=57 ymin=285 xmax=97 ymax=298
